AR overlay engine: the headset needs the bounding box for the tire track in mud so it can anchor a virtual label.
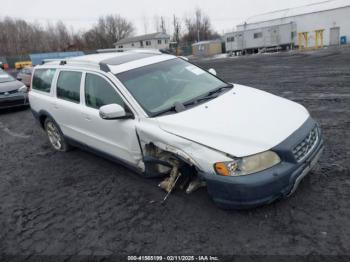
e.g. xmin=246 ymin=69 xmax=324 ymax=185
xmin=0 ymin=121 xmax=30 ymax=139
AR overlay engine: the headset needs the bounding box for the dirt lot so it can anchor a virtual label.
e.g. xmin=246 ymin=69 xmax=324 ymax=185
xmin=1 ymin=47 xmax=350 ymax=260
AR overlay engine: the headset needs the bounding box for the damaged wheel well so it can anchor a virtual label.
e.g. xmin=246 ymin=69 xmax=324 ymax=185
xmin=143 ymin=142 xmax=195 ymax=175
xmin=142 ymin=143 xmax=205 ymax=196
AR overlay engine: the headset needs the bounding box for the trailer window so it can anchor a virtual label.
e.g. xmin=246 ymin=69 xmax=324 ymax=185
xmin=254 ymin=32 xmax=263 ymax=39
xmin=227 ymin=36 xmax=235 ymax=42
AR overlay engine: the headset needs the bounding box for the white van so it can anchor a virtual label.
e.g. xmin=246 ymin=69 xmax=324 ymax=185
xmin=29 ymin=50 xmax=324 ymax=209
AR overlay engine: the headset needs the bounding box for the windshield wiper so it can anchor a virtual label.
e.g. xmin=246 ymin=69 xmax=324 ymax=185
xmin=207 ymin=83 xmax=234 ymax=96
xmin=187 ymin=83 xmax=234 ymax=105
xmin=152 ymin=84 xmax=233 ymax=117
xmin=152 ymin=102 xmax=186 ymax=117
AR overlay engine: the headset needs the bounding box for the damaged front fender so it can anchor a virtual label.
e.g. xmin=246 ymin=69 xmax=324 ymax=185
xmin=136 ymin=118 xmax=233 ymax=177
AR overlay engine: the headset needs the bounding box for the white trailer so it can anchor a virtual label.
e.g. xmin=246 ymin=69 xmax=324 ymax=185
xmin=225 ymin=23 xmax=296 ymax=54
xmin=225 ymin=0 xmax=350 ymax=54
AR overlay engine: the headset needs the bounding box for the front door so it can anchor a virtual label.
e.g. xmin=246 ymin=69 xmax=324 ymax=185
xmin=79 ymin=72 xmax=142 ymax=167
xmin=330 ymin=27 xmax=340 ymax=45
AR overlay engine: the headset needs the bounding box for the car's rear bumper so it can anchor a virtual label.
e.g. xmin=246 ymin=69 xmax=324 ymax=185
xmin=0 ymin=93 xmax=29 ymax=109
xmin=200 ymin=117 xmax=324 ymax=209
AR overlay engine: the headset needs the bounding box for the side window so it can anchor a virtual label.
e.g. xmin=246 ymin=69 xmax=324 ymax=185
xmin=85 ymin=73 xmax=125 ymax=110
xmin=32 ymin=69 xmax=56 ymax=93
xmin=254 ymin=32 xmax=263 ymax=39
xmin=57 ymin=71 xmax=82 ymax=103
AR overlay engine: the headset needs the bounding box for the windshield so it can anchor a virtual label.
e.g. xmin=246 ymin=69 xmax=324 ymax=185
xmin=116 ymin=58 xmax=229 ymax=116
xmin=0 ymin=72 xmax=15 ymax=83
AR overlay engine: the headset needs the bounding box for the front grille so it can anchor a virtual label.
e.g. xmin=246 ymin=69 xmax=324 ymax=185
xmin=293 ymin=126 xmax=319 ymax=162
xmin=0 ymin=89 xmax=18 ymax=95
xmin=0 ymin=99 xmax=25 ymax=108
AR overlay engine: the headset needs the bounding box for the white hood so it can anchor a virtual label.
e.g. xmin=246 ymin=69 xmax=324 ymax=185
xmin=156 ymin=84 xmax=309 ymax=157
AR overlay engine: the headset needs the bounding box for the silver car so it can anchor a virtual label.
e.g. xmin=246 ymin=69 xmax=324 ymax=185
xmin=0 ymin=69 xmax=29 ymax=109
xmin=17 ymin=67 xmax=33 ymax=87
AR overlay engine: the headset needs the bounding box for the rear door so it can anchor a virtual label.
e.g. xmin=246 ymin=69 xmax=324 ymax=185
xmin=78 ymin=71 xmax=142 ymax=166
xmin=51 ymin=70 xmax=85 ymax=141
xmin=29 ymin=68 xmax=57 ymax=115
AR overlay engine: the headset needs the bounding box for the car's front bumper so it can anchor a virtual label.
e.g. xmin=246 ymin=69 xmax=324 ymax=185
xmin=0 ymin=93 xmax=29 ymax=109
xmin=200 ymin=117 xmax=324 ymax=209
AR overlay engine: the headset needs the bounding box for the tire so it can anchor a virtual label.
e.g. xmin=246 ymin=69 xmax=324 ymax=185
xmin=44 ymin=117 xmax=71 ymax=152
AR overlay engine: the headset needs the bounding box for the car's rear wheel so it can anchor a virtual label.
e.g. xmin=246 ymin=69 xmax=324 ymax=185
xmin=44 ymin=118 xmax=71 ymax=152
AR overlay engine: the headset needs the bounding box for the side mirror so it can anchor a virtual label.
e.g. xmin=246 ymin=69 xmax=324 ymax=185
xmin=17 ymin=77 xmax=22 ymax=81
xmin=99 ymin=104 xmax=132 ymax=120
xmin=208 ymin=68 xmax=217 ymax=76
xmin=18 ymin=86 xmax=28 ymax=93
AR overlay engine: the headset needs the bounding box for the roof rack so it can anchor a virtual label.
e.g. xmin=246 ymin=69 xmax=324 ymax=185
xmin=41 ymin=58 xmax=105 ymax=71
xmin=39 ymin=48 xmax=173 ymax=73
xmin=96 ymin=47 xmax=170 ymax=54
xmin=41 ymin=59 xmax=63 ymax=65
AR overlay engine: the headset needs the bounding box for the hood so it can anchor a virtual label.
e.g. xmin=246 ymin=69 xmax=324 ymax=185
xmin=0 ymin=80 xmax=24 ymax=92
xmin=156 ymin=84 xmax=309 ymax=157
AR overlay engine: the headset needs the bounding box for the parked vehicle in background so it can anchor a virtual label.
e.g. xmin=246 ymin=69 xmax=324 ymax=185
xmin=15 ymin=61 xmax=33 ymax=70
xmin=17 ymin=67 xmax=33 ymax=87
xmin=0 ymin=69 xmax=29 ymax=109
xmin=0 ymin=62 xmax=9 ymax=70
xmin=28 ymin=50 xmax=324 ymax=209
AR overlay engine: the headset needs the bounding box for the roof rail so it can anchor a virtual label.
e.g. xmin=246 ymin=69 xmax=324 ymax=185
xmin=96 ymin=47 xmax=164 ymax=54
xmin=41 ymin=59 xmax=63 ymax=64
xmin=41 ymin=58 xmax=104 ymax=71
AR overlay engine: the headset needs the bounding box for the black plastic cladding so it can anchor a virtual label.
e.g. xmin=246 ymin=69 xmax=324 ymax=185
xmin=99 ymin=63 xmax=110 ymax=72
xmin=272 ymin=117 xmax=317 ymax=163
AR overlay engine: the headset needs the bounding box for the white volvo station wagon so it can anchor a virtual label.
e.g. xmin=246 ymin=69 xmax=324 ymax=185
xmin=29 ymin=50 xmax=324 ymax=209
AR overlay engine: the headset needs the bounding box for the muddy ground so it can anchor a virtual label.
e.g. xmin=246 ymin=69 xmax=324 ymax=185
xmin=0 ymin=47 xmax=349 ymax=260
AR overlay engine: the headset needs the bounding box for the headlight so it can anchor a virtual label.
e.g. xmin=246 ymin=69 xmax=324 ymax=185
xmin=214 ymin=151 xmax=281 ymax=177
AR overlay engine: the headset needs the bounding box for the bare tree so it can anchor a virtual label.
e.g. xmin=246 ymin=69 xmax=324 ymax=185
xmin=160 ymin=16 xmax=166 ymax=33
xmin=0 ymin=17 xmax=81 ymax=55
xmin=182 ymin=8 xmax=218 ymax=44
xmin=55 ymin=21 xmax=71 ymax=51
xmin=172 ymin=15 xmax=181 ymax=43
xmin=83 ymin=14 xmax=134 ymax=49
xmin=153 ymin=15 xmax=160 ymax=32
xmin=142 ymin=14 xmax=149 ymax=34
xmin=0 ymin=8 xmax=221 ymax=57
xmin=195 ymin=8 xmax=202 ymax=42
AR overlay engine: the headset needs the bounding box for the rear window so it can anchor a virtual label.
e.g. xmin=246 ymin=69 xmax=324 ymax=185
xmin=32 ymin=69 xmax=56 ymax=93
xmin=57 ymin=71 xmax=82 ymax=103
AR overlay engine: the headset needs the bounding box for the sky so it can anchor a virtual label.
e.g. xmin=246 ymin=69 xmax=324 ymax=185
xmin=0 ymin=0 xmax=324 ymax=35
